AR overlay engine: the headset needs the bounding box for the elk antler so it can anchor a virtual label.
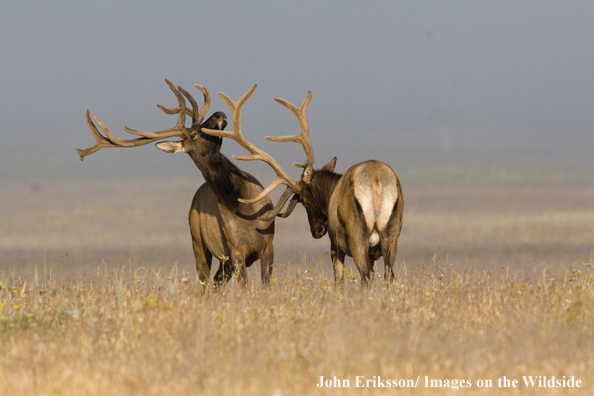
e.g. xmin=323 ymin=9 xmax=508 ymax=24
xmin=202 ymin=85 xmax=300 ymax=204
xmin=156 ymin=84 xmax=211 ymax=127
xmin=202 ymin=89 xmax=316 ymax=220
xmin=268 ymin=91 xmax=314 ymax=173
xmin=76 ymin=79 xmax=201 ymax=161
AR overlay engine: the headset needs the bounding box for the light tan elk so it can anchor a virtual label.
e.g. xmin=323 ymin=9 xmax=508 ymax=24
xmin=76 ymin=80 xmax=275 ymax=286
xmin=203 ymin=91 xmax=403 ymax=285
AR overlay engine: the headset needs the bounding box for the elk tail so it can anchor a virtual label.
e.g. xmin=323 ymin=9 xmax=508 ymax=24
xmin=369 ymin=226 xmax=380 ymax=247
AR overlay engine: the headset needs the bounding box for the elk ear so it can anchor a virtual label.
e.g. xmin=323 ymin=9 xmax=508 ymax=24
xmin=302 ymin=164 xmax=314 ymax=184
xmin=321 ymin=157 xmax=337 ymax=172
xmin=156 ymin=141 xmax=185 ymax=154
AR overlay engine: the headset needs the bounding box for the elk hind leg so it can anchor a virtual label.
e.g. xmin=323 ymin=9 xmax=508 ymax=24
xmin=331 ymin=241 xmax=346 ymax=286
xmin=368 ymin=242 xmax=382 ymax=281
xmin=382 ymin=240 xmax=398 ymax=283
xmin=348 ymin=236 xmax=373 ymax=285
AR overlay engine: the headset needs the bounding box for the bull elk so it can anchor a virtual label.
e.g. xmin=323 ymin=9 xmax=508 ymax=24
xmin=203 ymin=91 xmax=403 ymax=285
xmin=76 ymin=80 xmax=275 ymax=286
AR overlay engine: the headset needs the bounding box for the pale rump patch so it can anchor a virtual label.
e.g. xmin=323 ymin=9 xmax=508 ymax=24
xmin=373 ymin=177 xmax=382 ymax=212
xmin=353 ymin=166 xmax=399 ymax=242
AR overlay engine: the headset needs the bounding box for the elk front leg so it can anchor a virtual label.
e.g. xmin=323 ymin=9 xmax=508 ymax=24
xmin=228 ymin=249 xmax=248 ymax=287
xmin=260 ymin=245 xmax=274 ymax=286
xmin=191 ymin=231 xmax=212 ymax=285
xmin=213 ymin=258 xmax=234 ymax=285
xmin=331 ymin=241 xmax=346 ymax=286
xmin=237 ymin=262 xmax=248 ymax=286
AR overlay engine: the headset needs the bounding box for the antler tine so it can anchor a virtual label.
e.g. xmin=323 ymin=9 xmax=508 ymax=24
xmin=194 ymin=84 xmax=211 ymax=124
xmin=76 ymin=111 xmax=177 ymax=161
xmin=177 ymin=85 xmax=200 ymax=127
xmin=257 ymin=187 xmax=296 ymax=221
xmin=266 ymin=91 xmax=314 ymax=169
xmin=157 ymin=104 xmax=193 ymax=117
xmin=76 ymin=79 xmax=189 ymax=160
xmin=123 ymin=79 xmax=188 ymax=138
xmin=76 ymin=110 xmax=117 ymax=160
xmin=277 ymin=193 xmax=300 ymax=218
xmin=202 ymin=84 xmax=300 ymax=205
xmin=156 ymin=78 xmax=192 ymax=117
xmin=156 ymin=83 xmax=211 ymax=126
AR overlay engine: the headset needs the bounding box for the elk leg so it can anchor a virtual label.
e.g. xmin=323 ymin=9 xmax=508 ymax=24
xmin=228 ymin=249 xmax=248 ymax=287
xmin=368 ymin=243 xmax=382 ymax=280
xmin=382 ymin=241 xmax=398 ymax=283
xmin=259 ymin=245 xmax=274 ymax=286
xmin=213 ymin=259 xmax=234 ymax=285
xmin=368 ymin=256 xmax=376 ymax=281
xmin=348 ymin=237 xmax=373 ymax=285
xmin=237 ymin=263 xmax=248 ymax=287
xmin=191 ymin=232 xmax=212 ymax=284
xmin=331 ymin=241 xmax=346 ymax=286
xmin=382 ymin=195 xmax=403 ymax=284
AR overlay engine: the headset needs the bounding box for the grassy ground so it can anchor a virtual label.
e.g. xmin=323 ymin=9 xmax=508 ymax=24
xmin=0 ymin=168 xmax=593 ymax=395
xmin=1 ymin=260 xmax=593 ymax=395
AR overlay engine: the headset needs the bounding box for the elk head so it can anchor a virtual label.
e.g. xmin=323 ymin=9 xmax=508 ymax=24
xmin=292 ymin=156 xmax=339 ymax=238
xmin=202 ymin=90 xmax=339 ymax=239
xmin=76 ymin=79 xmax=227 ymax=161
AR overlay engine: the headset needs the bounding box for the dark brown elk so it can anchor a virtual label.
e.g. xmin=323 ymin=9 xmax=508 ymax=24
xmin=76 ymin=80 xmax=275 ymax=286
xmin=203 ymin=91 xmax=403 ymax=285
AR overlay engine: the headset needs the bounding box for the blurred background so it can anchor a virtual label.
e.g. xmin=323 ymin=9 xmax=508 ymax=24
xmin=1 ymin=1 xmax=593 ymax=277
xmin=1 ymin=0 xmax=592 ymax=181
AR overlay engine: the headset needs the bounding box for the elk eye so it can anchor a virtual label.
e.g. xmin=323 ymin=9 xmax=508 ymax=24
xmin=317 ymin=225 xmax=325 ymax=234
xmin=190 ymin=133 xmax=198 ymax=140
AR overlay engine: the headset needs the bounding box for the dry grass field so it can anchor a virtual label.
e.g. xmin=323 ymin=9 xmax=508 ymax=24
xmin=1 ymin=167 xmax=593 ymax=395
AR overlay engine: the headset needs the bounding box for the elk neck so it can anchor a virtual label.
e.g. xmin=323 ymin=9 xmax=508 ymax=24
xmin=189 ymin=149 xmax=248 ymax=211
xmin=194 ymin=132 xmax=222 ymax=156
xmin=306 ymin=170 xmax=343 ymax=215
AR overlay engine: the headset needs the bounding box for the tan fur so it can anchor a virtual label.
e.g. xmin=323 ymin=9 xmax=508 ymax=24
xmin=189 ymin=179 xmax=274 ymax=285
xmin=328 ymin=160 xmax=403 ymax=284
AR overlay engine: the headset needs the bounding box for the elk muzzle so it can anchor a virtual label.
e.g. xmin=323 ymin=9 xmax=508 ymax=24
xmin=307 ymin=214 xmax=328 ymax=239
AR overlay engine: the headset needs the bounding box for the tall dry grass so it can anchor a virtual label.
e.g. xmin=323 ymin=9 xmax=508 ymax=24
xmin=1 ymin=173 xmax=593 ymax=395
xmin=1 ymin=258 xmax=593 ymax=395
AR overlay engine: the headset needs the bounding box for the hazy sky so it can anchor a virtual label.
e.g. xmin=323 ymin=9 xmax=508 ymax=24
xmin=1 ymin=0 xmax=592 ymax=181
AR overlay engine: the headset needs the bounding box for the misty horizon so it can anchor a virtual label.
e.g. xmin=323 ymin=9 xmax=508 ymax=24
xmin=1 ymin=1 xmax=592 ymax=182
